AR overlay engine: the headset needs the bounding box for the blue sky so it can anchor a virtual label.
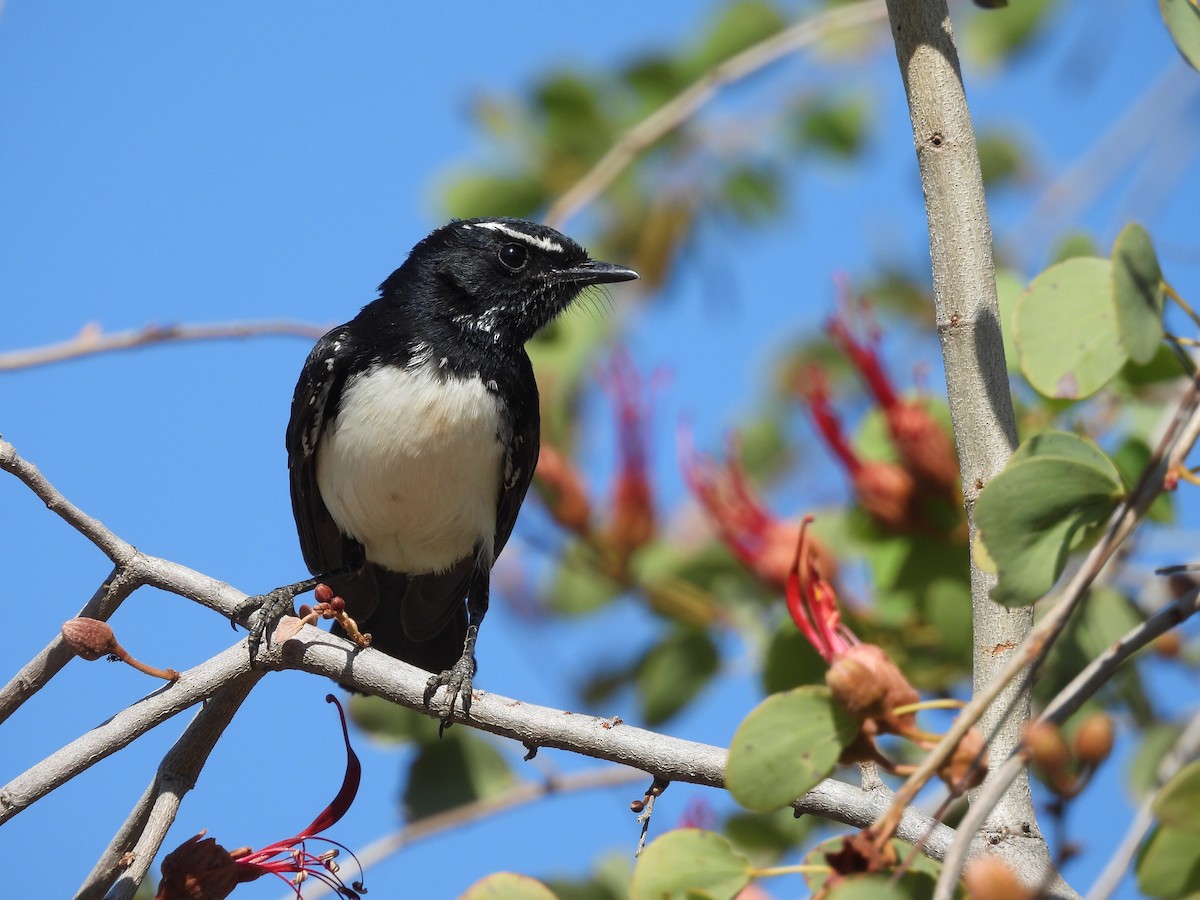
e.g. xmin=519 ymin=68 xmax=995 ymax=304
xmin=1 ymin=2 xmax=1197 ymax=897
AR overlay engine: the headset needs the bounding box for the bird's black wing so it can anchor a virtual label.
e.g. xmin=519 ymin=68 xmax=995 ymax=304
xmin=285 ymin=325 xmax=361 ymax=580
xmin=494 ymin=401 xmax=540 ymax=560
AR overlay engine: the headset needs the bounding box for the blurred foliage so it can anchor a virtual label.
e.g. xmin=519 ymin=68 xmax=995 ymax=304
xmin=341 ymin=0 xmax=1200 ymax=895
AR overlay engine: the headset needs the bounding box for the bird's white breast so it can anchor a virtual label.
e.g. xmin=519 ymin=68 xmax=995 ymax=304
xmin=316 ymin=360 xmax=505 ymax=575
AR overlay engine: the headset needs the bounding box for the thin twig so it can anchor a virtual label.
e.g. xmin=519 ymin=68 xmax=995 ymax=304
xmin=0 ymin=641 xmax=252 ymax=826
xmin=886 ymin=379 xmax=1200 ymax=884
xmin=1085 ymin=711 xmax=1200 ymax=900
xmin=295 ymin=766 xmax=646 ymax=900
xmin=0 ymin=439 xmax=136 ymax=564
xmin=0 ymin=320 xmax=328 ymax=372
xmin=543 ymin=0 xmax=889 ymax=229
xmin=940 ymin=586 xmax=1200 ymax=894
xmin=80 ymin=673 xmax=263 ymax=900
xmin=0 ymin=565 xmax=141 ymax=725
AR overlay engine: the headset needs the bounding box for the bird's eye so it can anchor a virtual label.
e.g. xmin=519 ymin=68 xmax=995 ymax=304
xmin=497 ymin=243 xmax=529 ymax=272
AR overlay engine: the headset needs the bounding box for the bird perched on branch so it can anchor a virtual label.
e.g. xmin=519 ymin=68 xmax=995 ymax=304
xmin=243 ymin=218 xmax=639 ymax=728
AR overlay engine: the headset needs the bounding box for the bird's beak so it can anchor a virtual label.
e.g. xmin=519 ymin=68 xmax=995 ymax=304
xmin=560 ymin=259 xmax=640 ymax=285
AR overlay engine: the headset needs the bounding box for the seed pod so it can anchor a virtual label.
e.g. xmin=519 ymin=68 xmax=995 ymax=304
xmin=1073 ymin=712 xmax=1115 ymax=766
xmin=1024 ymin=720 xmax=1071 ymax=774
xmin=61 ymin=617 xmax=116 ymax=660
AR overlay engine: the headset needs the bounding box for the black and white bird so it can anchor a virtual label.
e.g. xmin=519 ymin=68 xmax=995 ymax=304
xmin=246 ymin=217 xmax=638 ymax=727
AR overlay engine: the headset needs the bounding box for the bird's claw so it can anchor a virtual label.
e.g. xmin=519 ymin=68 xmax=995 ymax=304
xmin=424 ymin=656 xmax=476 ymax=735
xmin=237 ymin=586 xmax=302 ymax=664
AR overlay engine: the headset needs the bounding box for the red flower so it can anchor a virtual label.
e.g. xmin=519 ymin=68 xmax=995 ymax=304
xmin=603 ymin=348 xmax=658 ymax=568
xmin=803 ymin=367 xmax=920 ymax=532
xmin=826 ymin=289 xmax=959 ymax=497
xmin=156 ymin=695 xmax=364 ymax=900
xmin=679 ymin=429 xmax=822 ymax=590
xmin=534 ymin=442 xmax=591 ymax=534
xmin=787 ymin=518 xmax=919 ymax=734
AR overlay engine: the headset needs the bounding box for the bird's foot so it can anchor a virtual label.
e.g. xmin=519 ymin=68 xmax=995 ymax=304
xmin=423 ymin=636 xmax=478 ymax=735
xmin=236 ymin=583 xmax=308 ymax=663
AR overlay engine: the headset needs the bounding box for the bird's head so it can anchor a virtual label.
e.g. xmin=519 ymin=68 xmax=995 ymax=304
xmin=380 ymin=218 xmax=639 ymax=347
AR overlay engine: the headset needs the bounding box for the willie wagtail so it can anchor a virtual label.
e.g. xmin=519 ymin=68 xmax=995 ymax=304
xmin=245 ymin=217 xmax=639 ymax=727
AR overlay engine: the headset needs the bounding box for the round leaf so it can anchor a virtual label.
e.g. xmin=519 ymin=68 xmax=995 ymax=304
xmin=1136 ymin=824 xmax=1200 ymax=898
xmin=348 ymin=694 xmax=438 ymax=745
xmin=402 ymin=732 xmax=515 ymax=820
xmin=826 ymin=878 xmax=913 ymax=900
xmin=636 ymin=627 xmax=719 ymax=726
xmin=1015 ymin=256 xmax=1126 ymax=399
xmin=1161 ymin=0 xmax=1200 ymax=70
xmin=1152 ymin=759 xmax=1200 ymax=832
xmin=726 ymin=686 xmax=859 ymax=811
xmin=631 ymin=829 xmax=752 ymax=900
xmin=975 ymin=452 xmax=1124 ymax=606
xmin=1008 ymin=430 xmax=1122 ymax=482
xmin=462 ymin=873 xmax=559 ymax=900
xmin=1111 ymin=223 xmax=1164 ymax=364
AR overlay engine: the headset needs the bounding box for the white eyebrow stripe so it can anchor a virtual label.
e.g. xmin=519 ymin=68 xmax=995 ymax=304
xmin=470 ymin=221 xmax=565 ymax=254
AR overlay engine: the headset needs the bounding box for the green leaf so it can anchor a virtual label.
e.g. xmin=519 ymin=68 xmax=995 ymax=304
xmin=975 ymin=433 xmax=1124 ymax=605
xmin=1111 ymin=437 xmax=1173 ymax=523
xmin=442 ymin=172 xmax=547 ymax=220
xmin=687 ymin=0 xmax=786 ymax=74
xmin=1051 ymin=230 xmax=1100 ymax=263
xmin=1136 ymin=824 xmax=1200 ymax=898
xmin=546 ymin=542 xmax=621 ymax=615
xmin=631 ymin=829 xmax=752 ymax=900
xmin=825 ymin=877 xmax=914 ymax=900
xmin=1015 ymin=256 xmax=1127 ymax=399
xmin=794 ymin=97 xmax=869 ymax=159
xmin=402 ymin=732 xmax=515 ymax=820
xmin=762 ymin=621 xmax=828 ymax=694
xmin=721 ymin=163 xmax=784 ymax=224
xmin=347 ymin=694 xmax=439 ymax=745
xmin=462 ymin=873 xmax=560 ymax=900
xmin=994 ymin=269 xmax=1025 ymax=374
xmin=1009 ymin=430 xmax=1123 ymax=480
xmin=1161 ymin=0 xmax=1200 ymax=70
xmin=963 ymin=0 xmax=1059 ymax=66
xmin=1153 ymin=760 xmax=1200 ymax=832
xmin=1111 ymin=223 xmax=1165 ymax=364
xmin=976 ymin=130 xmax=1026 ymax=189
xmin=1129 ymin=724 xmax=1185 ymax=798
xmin=724 ymin=808 xmax=810 ymax=861
xmin=726 ymin=686 xmax=859 ymax=811
xmin=635 ymin=627 xmax=719 ymax=725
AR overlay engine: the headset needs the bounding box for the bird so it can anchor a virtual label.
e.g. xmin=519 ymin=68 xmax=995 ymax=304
xmin=243 ymin=217 xmax=639 ymax=728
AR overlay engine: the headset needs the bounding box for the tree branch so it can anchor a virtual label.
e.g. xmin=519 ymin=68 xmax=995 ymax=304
xmin=940 ymin=584 xmax=1200 ymax=894
xmin=297 ymin=766 xmax=646 ymax=900
xmin=0 ymin=320 xmax=329 ymax=372
xmin=0 ymin=565 xmax=141 ymax=726
xmin=79 ymin=673 xmax=263 ymax=900
xmin=0 ymin=439 xmax=136 ymax=564
xmin=882 ymin=0 xmax=1040 ymax=869
xmin=0 ymin=641 xmax=252 ymax=826
xmin=1085 ymin=709 xmax=1200 ymax=900
xmin=543 ymin=0 xmax=889 ymax=229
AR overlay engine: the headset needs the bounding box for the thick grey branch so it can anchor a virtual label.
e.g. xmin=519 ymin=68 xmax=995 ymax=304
xmin=265 ymin=625 xmax=960 ymax=852
xmin=943 ymin=585 xmax=1200 ymax=894
xmin=882 ymin=0 xmax=1034 ymax=857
